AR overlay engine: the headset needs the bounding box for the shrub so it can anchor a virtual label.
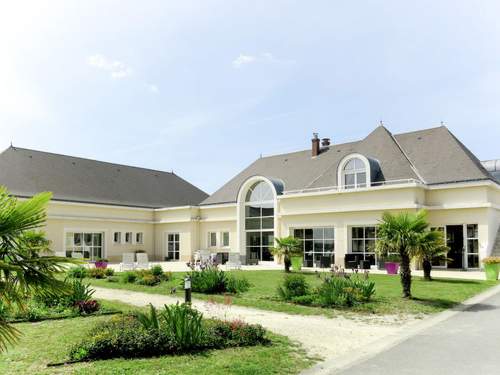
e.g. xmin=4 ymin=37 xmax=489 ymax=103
xmin=105 ymin=268 xmax=115 ymax=276
xmin=204 ymin=319 xmax=268 ymax=348
xmin=75 ymin=300 xmax=100 ymax=314
xmin=69 ymin=316 xmax=176 ymax=361
xmin=121 ymin=271 xmax=138 ymax=283
xmin=277 ymin=274 xmax=310 ymax=301
xmin=188 ymin=267 xmax=250 ymax=294
xmin=317 ymin=276 xmax=375 ymax=307
xmin=225 ymin=275 xmax=251 ymax=294
xmin=151 ymin=265 xmax=163 ymax=277
xmin=88 ymin=267 xmax=106 ymax=279
xmin=64 ymin=279 xmax=96 ymax=307
xmin=290 ymin=294 xmax=316 ymax=305
xmin=162 ymin=303 xmax=204 ymax=349
xmin=189 ymin=267 xmax=227 ymax=294
xmin=67 ymin=266 xmax=88 ymax=279
xmin=136 ymin=273 xmax=160 ymax=286
xmin=163 ymin=271 xmax=173 ymax=281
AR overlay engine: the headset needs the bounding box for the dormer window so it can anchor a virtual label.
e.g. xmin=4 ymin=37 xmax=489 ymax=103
xmin=338 ymin=154 xmax=372 ymax=189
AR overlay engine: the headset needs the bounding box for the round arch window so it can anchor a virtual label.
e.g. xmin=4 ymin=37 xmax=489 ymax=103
xmin=343 ymin=157 xmax=367 ymax=189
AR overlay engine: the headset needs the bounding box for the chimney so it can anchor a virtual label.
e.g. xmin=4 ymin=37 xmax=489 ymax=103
xmin=312 ymin=133 xmax=320 ymax=157
xmin=321 ymin=138 xmax=331 ymax=148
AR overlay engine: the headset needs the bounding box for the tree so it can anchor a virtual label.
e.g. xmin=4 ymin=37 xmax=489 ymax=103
xmin=412 ymin=230 xmax=449 ymax=281
xmin=0 ymin=187 xmax=76 ymax=351
xmin=270 ymin=236 xmax=302 ymax=272
xmin=376 ymin=210 xmax=429 ymax=298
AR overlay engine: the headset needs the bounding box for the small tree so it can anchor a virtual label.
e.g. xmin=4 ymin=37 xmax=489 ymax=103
xmin=270 ymin=236 xmax=302 ymax=273
xmin=412 ymin=230 xmax=449 ymax=281
xmin=376 ymin=210 xmax=429 ymax=298
xmin=0 ymin=188 xmax=77 ymax=351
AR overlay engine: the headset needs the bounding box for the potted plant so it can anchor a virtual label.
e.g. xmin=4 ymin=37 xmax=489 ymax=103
xmin=94 ymin=258 xmax=109 ymax=269
xmin=483 ymin=257 xmax=500 ymax=281
xmin=384 ymin=254 xmax=401 ymax=275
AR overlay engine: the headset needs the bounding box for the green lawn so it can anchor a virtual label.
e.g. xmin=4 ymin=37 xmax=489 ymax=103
xmin=87 ymin=270 xmax=497 ymax=316
xmin=0 ymin=299 xmax=314 ymax=375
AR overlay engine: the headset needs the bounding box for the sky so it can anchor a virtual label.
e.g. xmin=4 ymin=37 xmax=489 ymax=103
xmin=1 ymin=0 xmax=499 ymax=194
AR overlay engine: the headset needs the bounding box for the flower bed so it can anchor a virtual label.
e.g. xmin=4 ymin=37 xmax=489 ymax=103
xmin=188 ymin=266 xmax=251 ymax=294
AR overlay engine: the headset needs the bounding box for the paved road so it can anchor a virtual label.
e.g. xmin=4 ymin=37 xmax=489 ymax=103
xmin=339 ymin=288 xmax=500 ymax=375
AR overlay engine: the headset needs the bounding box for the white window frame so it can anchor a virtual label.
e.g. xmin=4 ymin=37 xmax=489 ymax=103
xmin=113 ymin=231 xmax=121 ymax=244
xmin=64 ymin=230 xmax=105 ymax=260
xmin=208 ymin=232 xmax=217 ymax=248
xmin=135 ymin=232 xmax=144 ymax=245
xmin=337 ymin=153 xmax=371 ymax=190
xmin=221 ymin=231 xmax=230 ymax=248
xmin=125 ymin=232 xmax=132 ymax=244
xmin=166 ymin=232 xmax=180 ymax=261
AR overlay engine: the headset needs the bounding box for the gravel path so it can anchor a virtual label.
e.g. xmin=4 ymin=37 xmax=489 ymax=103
xmin=93 ymin=287 xmax=417 ymax=359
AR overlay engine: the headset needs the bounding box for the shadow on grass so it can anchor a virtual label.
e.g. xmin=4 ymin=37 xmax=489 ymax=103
xmin=410 ymin=297 xmax=458 ymax=310
xmin=426 ymin=278 xmax=484 ymax=285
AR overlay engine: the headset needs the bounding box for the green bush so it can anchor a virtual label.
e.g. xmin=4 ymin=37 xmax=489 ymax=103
xmin=204 ymin=319 xmax=268 ymax=348
xmin=105 ymin=268 xmax=114 ymax=276
xmin=67 ymin=266 xmax=88 ymax=279
xmin=290 ymin=294 xmax=316 ymax=305
xmin=162 ymin=303 xmax=204 ymax=349
xmin=277 ymin=274 xmax=310 ymax=301
xmin=136 ymin=273 xmax=160 ymax=286
xmin=188 ymin=267 xmax=250 ymax=294
xmin=88 ymin=267 xmax=107 ymax=279
xmin=317 ymin=276 xmax=375 ymax=307
xmin=151 ymin=265 xmax=163 ymax=277
xmin=121 ymin=271 xmax=138 ymax=283
xmin=163 ymin=271 xmax=173 ymax=281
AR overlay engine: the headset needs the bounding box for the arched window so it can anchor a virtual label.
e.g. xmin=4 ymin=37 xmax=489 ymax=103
xmin=343 ymin=157 xmax=367 ymax=189
xmin=244 ymin=181 xmax=274 ymax=261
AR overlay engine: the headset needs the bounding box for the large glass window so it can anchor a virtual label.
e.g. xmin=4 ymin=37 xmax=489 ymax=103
xmin=343 ymin=157 xmax=367 ymax=189
xmin=222 ymin=232 xmax=230 ymax=247
xmin=167 ymin=233 xmax=180 ymax=261
xmin=466 ymin=224 xmax=479 ymax=269
xmin=245 ymin=181 xmax=274 ymax=261
xmin=294 ymin=228 xmax=334 ymax=267
xmin=65 ymin=232 xmax=103 ymax=260
xmin=351 ymin=226 xmax=377 ymax=265
xmin=208 ymin=232 xmax=217 ymax=247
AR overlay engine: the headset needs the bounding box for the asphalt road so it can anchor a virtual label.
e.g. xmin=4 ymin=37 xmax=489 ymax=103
xmin=339 ymin=288 xmax=500 ymax=375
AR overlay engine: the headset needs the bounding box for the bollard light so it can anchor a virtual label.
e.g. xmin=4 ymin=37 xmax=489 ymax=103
xmin=184 ymin=275 xmax=192 ymax=304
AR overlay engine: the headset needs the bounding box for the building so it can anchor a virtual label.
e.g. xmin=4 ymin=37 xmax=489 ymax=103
xmin=1 ymin=124 xmax=499 ymax=269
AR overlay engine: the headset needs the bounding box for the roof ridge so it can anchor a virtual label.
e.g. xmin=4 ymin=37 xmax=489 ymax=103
xmin=7 ymin=146 xmax=177 ymax=176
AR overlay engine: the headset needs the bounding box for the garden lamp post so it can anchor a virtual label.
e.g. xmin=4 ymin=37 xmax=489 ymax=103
xmin=184 ymin=275 xmax=192 ymax=303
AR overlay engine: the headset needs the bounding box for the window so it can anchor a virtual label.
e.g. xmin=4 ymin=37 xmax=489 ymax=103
xmin=167 ymin=233 xmax=180 ymax=260
xmin=343 ymin=157 xmax=367 ymax=189
xmin=125 ymin=232 xmax=132 ymax=244
xmin=113 ymin=232 xmax=121 ymax=244
xmin=65 ymin=232 xmax=103 ymax=260
xmin=351 ymin=226 xmax=377 ymax=265
xmin=294 ymin=227 xmax=334 ymax=267
xmin=136 ymin=232 xmax=144 ymax=245
xmin=208 ymin=232 xmax=217 ymax=247
xmin=245 ymin=181 xmax=274 ymax=261
xmin=466 ymin=224 xmax=479 ymax=268
xmin=222 ymin=232 xmax=230 ymax=248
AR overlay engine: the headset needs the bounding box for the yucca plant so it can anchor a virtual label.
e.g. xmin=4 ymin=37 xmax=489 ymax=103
xmin=0 ymin=187 xmax=78 ymax=351
xmin=136 ymin=303 xmax=161 ymax=330
xmin=162 ymin=303 xmax=204 ymax=349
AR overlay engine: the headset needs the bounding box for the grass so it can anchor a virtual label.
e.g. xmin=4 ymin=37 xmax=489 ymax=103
xmin=86 ymin=270 xmax=498 ymax=316
xmin=0 ymin=299 xmax=314 ymax=375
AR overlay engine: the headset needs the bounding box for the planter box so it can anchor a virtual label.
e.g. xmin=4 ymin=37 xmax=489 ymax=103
xmin=291 ymin=256 xmax=303 ymax=271
xmin=385 ymin=262 xmax=400 ymax=275
xmin=484 ymin=263 xmax=499 ymax=281
xmin=94 ymin=261 xmax=108 ymax=269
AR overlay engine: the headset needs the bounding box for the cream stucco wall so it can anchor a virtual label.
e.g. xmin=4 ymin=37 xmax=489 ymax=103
xmin=37 ymin=181 xmax=500 ymax=268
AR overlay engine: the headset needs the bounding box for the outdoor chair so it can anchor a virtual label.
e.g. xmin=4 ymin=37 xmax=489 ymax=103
xmin=120 ymin=252 xmax=136 ymax=271
xmin=226 ymin=252 xmax=242 ymax=270
xmin=136 ymin=253 xmax=150 ymax=269
xmin=71 ymin=252 xmax=84 ymax=259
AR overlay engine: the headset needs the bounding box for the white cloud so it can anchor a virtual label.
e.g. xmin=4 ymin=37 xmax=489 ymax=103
xmin=87 ymin=54 xmax=132 ymax=79
xmin=232 ymin=52 xmax=294 ymax=68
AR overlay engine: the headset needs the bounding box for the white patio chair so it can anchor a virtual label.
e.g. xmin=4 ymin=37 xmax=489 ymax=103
xmin=55 ymin=251 xmax=67 ymax=258
xmin=71 ymin=252 xmax=84 ymax=259
xmin=226 ymin=252 xmax=242 ymax=270
xmin=136 ymin=253 xmax=150 ymax=270
xmin=120 ymin=252 xmax=136 ymax=271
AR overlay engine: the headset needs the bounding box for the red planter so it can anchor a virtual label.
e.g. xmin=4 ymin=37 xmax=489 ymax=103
xmin=385 ymin=262 xmax=400 ymax=275
xmin=94 ymin=261 xmax=108 ymax=269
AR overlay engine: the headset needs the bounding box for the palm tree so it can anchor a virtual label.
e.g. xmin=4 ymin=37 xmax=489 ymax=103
xmin=0 ymin=187 xmax=76 ymax=351
xmin=270 ymin=236 xmax=302 ymax=272
xmin=376 ymin=210 xmax=429 ymax=298
xmin=412 ymin=230 xmax=449 ymax=281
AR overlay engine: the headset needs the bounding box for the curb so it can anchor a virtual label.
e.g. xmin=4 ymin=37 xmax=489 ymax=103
xmin=302 ymin=282 xmax=500 ymax=375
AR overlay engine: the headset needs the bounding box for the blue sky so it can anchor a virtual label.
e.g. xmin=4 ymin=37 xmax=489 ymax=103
xmin=1 ymin=1 xmax=499 ymax=194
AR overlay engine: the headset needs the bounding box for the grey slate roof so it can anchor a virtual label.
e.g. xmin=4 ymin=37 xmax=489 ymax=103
xmin=0 ymin=147 xmax=208 ymax=208
xmin=482 ymin=159 xmax=500 ymax=182
xmin=201 ymin=125 xmax=497 ymax=205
